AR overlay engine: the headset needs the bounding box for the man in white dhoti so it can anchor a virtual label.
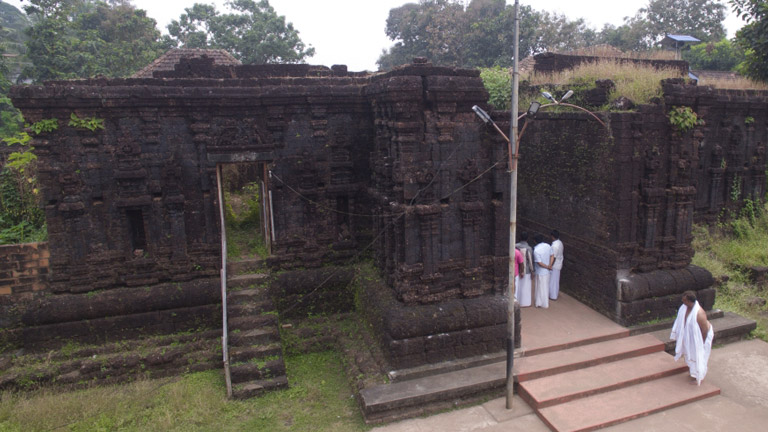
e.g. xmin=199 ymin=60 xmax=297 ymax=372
xmin=549 ymin=229 xmax=563 ymax=300
xmin=670 ymin=290 xmax=714 ymax=385
xmin=515 ymin=232 xmax=534 ymax=307
xmin=533 ymin=234 xmax=553 ymax=308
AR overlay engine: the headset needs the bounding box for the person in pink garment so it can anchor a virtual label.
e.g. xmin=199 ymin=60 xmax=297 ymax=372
xmin=513 ymin=247 xmax=525 ymax=303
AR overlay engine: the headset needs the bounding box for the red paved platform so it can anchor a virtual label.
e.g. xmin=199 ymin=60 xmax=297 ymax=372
xmin=538 ymin=374 xmax=721 ymax=432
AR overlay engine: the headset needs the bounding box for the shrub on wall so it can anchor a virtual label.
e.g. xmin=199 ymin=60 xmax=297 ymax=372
xmin=479 ymin=66 xmax=511 ymax=110
xmin=0 ymin=122 xmax=52 ymax=245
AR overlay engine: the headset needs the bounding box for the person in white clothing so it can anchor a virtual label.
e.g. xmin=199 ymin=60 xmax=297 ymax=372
xmin=549 ymin=229 xmax=564 ymax=300
xmin=670 ymin=290 xmax=713 ymax=385
xmin=532 ymin=234 xmax=553 ymax=308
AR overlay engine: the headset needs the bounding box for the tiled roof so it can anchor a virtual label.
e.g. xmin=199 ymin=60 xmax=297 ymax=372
xmin=132 ymin=48 xmax=242 ymax=78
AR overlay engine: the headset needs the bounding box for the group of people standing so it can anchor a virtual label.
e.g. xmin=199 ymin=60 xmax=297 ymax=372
xmin=513 ymin=230 xmax=563 ymax=308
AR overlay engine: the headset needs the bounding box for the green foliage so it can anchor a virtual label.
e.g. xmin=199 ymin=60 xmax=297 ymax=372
xmin=0 ymin=119 xmax=54 ymax=244
xmin=21 ymin=0 xmax=168 ymax=81
xmin=668 ymin=106 xmax=702 ymax=132
xmin=731 ymin=0 xmax=768 ymax=82
xmin=730 ymin=174 xmax=743 ymax=203
xmin=28 ymin=118 xmax=58 ymax=135
xmin=0 ymin=96 xmax=23 ymax=139
xmin=68 ymin=113 xmax=104 ymax=131
xmin=0 ymin=352 xmax=368 ymax=431
xmin=683 ymin=39 xmax=746 ymax=71
xmin=692 ymin=211 xmax=768 ymax=342
xmin=479 ymin=66 xmax=511 ymax=110
xmin=637 ymin=0 xmax=726 ymax=45
xmin=0 ymin=2 xmax=32 ymax=83
xmin=597 ymin=0 xmax=726 ymax=51
xmin=524 ymin=60 xmax=678 ymax=110
xmin=166 ymin=0 xmax=315 ymax=64
xmin=225 ymin=181 xmax=267 ymax=259
xmin=378 ymin=0 xmax=596 ymax=70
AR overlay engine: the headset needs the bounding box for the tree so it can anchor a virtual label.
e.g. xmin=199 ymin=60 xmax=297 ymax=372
xmin=531 ymin=11 xmax=598 ymax=55
xmin=21 ymin=0 xmax=167 ymax=81
xmin=683 ymin=39 xmax=745 ymax=70
xmin=0 ymin=1 xmax=32 ymax=83
xmin=730 ymin=0 xmax=768 ymax=82
xmin=598 ymin=22 xmax=651 ymax=52
xmin=377 ymin=0 xmax=594 ymax=70
xmin=166 ymin=0 xmax=315 ymax=64
xmin=632 ymin=0 xmax=726 ymax=48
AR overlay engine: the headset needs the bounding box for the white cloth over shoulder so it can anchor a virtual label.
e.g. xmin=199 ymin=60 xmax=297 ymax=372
xmin=670 ymin=301 xmax=713 ymax=385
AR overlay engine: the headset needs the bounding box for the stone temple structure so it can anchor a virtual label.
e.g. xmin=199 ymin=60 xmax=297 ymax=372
xmin=2 ymin=52 xmax=766 ymax=372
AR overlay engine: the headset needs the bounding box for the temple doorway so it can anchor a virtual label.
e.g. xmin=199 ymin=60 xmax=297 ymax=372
xmin=217 ymin=162 xmax=273 ymax=262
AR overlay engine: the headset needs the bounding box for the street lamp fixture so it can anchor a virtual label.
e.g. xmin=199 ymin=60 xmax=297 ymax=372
xmin=527 ymin=101 xmax=541 ymax=118
xmin=472 ymin=105 xmax=492 ymax=124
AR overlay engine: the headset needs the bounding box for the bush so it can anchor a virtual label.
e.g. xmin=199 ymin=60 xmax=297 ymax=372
xmin=479 ymin=66 xmax=511 ymax=110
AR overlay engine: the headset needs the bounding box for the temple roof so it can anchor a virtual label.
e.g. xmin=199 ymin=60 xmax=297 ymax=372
xmin=131 ymin=48 xmax=242 ymax=78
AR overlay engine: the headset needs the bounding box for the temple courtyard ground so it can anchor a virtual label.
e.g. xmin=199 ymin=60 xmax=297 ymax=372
xmin=372 ymin=295 xmax=768 ymax=432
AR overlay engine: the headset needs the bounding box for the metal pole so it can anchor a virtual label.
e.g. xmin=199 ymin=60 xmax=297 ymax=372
xmin=216 ymin=165 xmax=233 ymax=398
xmin=506 ymin=0 xmax=520 ymax=410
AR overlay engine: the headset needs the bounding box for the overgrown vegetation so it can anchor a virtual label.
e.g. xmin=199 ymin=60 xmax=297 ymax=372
xmin=692 ymin=200 xmax=768 ymax=342
xmin=481 ymin=60 xmax=683 ymax=111
xmin=668 ymin=106 xmax=702 ymax=133
xmin=224 ymin=179 xmax=268 ymax=260
xmin=479 ymin=66 xmax=511 ymax=110
xmin=0 ymin=120 xmax=54 ymax=245
xmin=696 ymin=75 xmax=768 ymax=90
xmin=0 ymin=351 xmax=369 ymax=431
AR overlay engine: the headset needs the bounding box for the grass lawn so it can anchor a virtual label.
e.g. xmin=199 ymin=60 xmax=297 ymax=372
xmin=0 ymin=351 xmax=369 ymax=432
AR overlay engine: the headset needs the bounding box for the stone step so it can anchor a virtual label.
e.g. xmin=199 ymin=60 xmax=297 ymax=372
xmin=229 ymin=327 xmax=280 ymax=347
xmin=226 ymin=287 xmax=270 ymax=305
xmin=537 ymin=373 xmax=720 ymax=432
xmin=230 ymin=343 xmax=282 ymax=363
xmin=359 ymin=334 xmax=663 ymax=423
xmin=519 ymin=351 xmax=687 ymax=409
xmin=628 ymin=309 xmax=724 ymax=336
xmin=227 ymin=258 xmax=266 ymax=275
xmin=227 ymin=273 xmax=269 ymax=290
xmin=649 ymin=311 xmax=757 ymax=353
xmin=232 ymin=376 xmax=289 ymax=400
xmin=230 ymin=358 xmax=286 ymax=384
xmin=515 ymin=333 xmax=664 ymax=382
xmin=228 ymin=314 xmax=277 ymax=331
xmin=228 ymin=301 xmax=274 ymax=319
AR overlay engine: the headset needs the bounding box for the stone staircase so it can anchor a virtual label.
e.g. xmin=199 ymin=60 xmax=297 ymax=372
xmin=226 ymin=258 xmax=288 ymax=399
xmin=359 ymin=310 xmax=755 ymax=427
xmin=518 ymin=334 xmax=720 ymax=431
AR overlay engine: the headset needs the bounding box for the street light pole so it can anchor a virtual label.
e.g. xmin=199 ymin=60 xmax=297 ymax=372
xmin=506 ymin=0 xmax=520 ymax=411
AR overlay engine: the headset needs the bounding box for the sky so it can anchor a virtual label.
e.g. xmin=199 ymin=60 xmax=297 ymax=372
xmin=4 ymin=0 xmax=748 ymax=71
